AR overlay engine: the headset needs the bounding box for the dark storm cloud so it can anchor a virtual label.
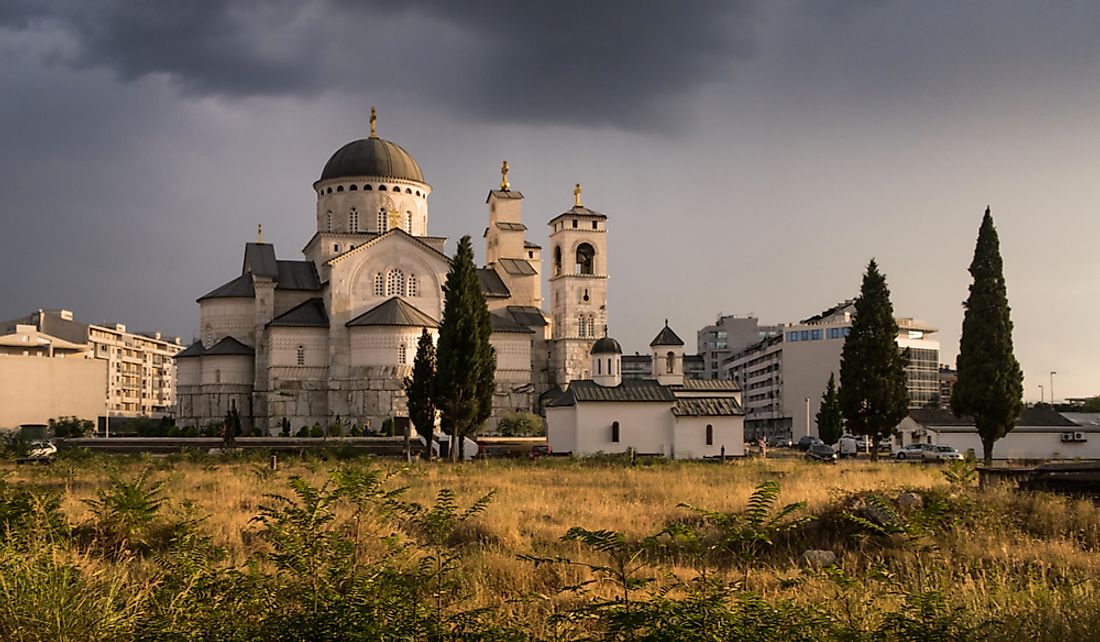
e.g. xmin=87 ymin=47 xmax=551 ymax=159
xmin=0 ymin=0 xmax=760 ymax=128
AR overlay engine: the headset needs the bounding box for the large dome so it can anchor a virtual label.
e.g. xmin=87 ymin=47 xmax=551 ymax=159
xmin=319 ymin=137 xmax=425 ymax=183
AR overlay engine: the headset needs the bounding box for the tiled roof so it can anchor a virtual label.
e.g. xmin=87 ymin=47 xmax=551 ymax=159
xmin=486 ymin=190 xmax=525 ymax=202
xmin=495 ymin=221 xmax=527 ymax=231
xmin=524 ymin=240 xmax=542 ymax=249
xmin=491 ymin=312 xmax=534 ymax=334
xmin=267 ymin=298 xmax=329 ymax=328
xmin=478 ymin=267 xmax=511 ymax=298
xmin=548 ymin=205 xmax=607 ymax=224
xmin=275 ymin=261 xmax=321 ymax=291
xmin=243 ymin=243 xmax=279 ymax=278
xmin=908 ymin=407 xmax=1077 ymax=428
xmin=672 ymin=380 xmax=742 ymax=392
xmin=549 ymin=379 xmax=677 ymax=407
xmin=650 ymin=322 xmax=684 ymax=347
xmin=174 ymin=341 xmax=205 ymax=358
xmin=673 ymin=397 xmax=745 ymax=417
xmin=498 ymin=258 xmax=537 ymax=276
xmin=346 ymin=297 xmax=439 ymax=328
xmin=204 ymin=336 xmax=255 ymax=356
xmin=506 ymin=305 xmax=548 ymax=327
xmin=198 ymin=274 xmax=255 ymax=301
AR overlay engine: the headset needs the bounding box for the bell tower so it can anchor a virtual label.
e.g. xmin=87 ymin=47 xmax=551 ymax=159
xmin=548 ymin=183 xmax=608 ymax=386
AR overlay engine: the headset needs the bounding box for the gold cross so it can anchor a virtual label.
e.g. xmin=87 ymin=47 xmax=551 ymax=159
xmin=574 ymin=183 xmax=583 ymax=207
xmin=370 ymin=106 xmax=377 ymax=138
xmin=500 ymin=160 xmax=510 ymax=191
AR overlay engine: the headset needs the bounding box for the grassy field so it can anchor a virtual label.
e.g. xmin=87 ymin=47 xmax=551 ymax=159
xmin=1 ymin=451 xmax=1098 ymax=640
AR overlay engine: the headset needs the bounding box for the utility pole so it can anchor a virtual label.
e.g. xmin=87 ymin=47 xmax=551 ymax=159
xmin=1038 ymin=384 xmax=1044 ymax=405
xmin=1050 ymin=371 xmax=1057 ymax=406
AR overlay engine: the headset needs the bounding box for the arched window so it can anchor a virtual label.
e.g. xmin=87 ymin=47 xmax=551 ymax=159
xmin=596 ymin=358 xmax=602 ymax=375
xmin=611 ymin=421 xmax=620 ymax=443
xmin=607 ymin=358 xmax=612 ymax=375
xmin=377 ymin=208 xmax=388 ymax=232
xmin=666 ymin=351 xmax=676 ymax=374
xmin=326 ymin=187 xmax=332 ymax=194
xmin=398 ymin=342 xmax=408 ymax=364
xmin=379 ymin=185 xmax=387 ymax=191
xmin=554 ymin=246 xmax=562 ymax=276
xmin=415 ymin=190 xmax=421 ymax=196
xmin=326 ymin=210 xmax=333 ymax=231
xmin=296 ymin=345 xmax=305 ymax=366
xmin=406 ymin=211 xmax=413 ymax=233
xmin=578 ymin=314 xmax=588 ymax=337
xmin=386 ymin=268 xmax=405 ymax=296
xmin=336 ymin=185 xmax=344 ymax=192
xmin=588 ymin=315 xmax=596 ymax=338
xmin=349 ymin=208 xmax=359 ymax=232
xmin=373 ymin=273 xmax=384 ymax=296
xmin=576 ymin=243 xmax=595 ymax=275
xmin=706 ymin=424 xmax=714 ymax=446
xmin=406 ymin=188 xmax=412 ymax=194
xmin=364 ymin=184 xmax=372 ymax=191
xmin=408 ymin=274 xmax=418 ymax=297
xmin=349 ymin=184 xmax=357 ymax=191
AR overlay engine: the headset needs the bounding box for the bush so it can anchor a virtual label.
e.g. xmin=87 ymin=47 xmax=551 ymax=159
xmin=48 ymin=417 xmax=94 ymax=439
xmin=495 ymin=411 xmax=545 ymax=436
xmin=309 ymin=425 xmax=324 ymax=439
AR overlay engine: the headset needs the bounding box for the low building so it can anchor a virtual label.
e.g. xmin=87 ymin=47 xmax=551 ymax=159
xmin=897 ymin=407 xmax=1100 ymax=460
xmin=546 ymin=325 xmax=745 ymax=459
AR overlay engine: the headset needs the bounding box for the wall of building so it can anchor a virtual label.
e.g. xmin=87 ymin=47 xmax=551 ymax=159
xmin=672 ymin=415 xmax=745 ymax=459
xmin=573 ymin=401 xmax=676 ymax=456
xmin=929 ymin=428 xmax=1100 ymax=460
xmin=200 ymin=298 xmax=255 ymax=348
xmin=0 ymin=356 xmax=107 ymax=429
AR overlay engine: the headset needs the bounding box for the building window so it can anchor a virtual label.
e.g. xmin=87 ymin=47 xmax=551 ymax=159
xmin=572 ymin=219 xmax=578 ymax=229
xmin=578 ymin=314 xmax=588 ymax=338
xmin=406 ymin=211 xmax=413 ymax=233
xmin=576 ymin=243 xmax=595 ymax=275
xmin=554 ymin=246 xmax=562 ymax=276
xmin=349 ymin=184 xmax=357 ymax=191
xmin=398 ymin=342 xmax=408 ymax=364
xmin=386 ymin=268 xmax=406 ymax=296
xmin=800 ymin=330 xmax=810 ymax=341
xmin=597 ymin=358 xmax=602 ymax=375
xmin=296 ymin=345 xmax=305 ymax=366
xmin=608 ymin=358 xmax=612 ymax=375
xmin=592 ymin=221 xmax=598 ymax=230
xmin=706 ymin=424 xmax=714 ymax=445
xmin=334 ymin=243 xmax=340 ymax=252
xmin=666 ymin=351 xmax=675 ymax=374
xmin=408 ymin=274 xmax=418 ymax=297
xmin=811 ymin=329 xmax=822 ymax=340
xmin=350 ymin=208 xmax=359 ymax=232
xmin=373 ymin=273 xmax=385 ymax=296
xmin=336 ymin=185 xmax=344 ymax=192
xmin=326 ymin=210 xmax=333 ymax=231
xmin=214 ymin=369 xmax=221 ymax=383
xmin=611 ymin=421 xmax=620 ymax=443
xmin=378 ymin=208 xmax=388 ymax=232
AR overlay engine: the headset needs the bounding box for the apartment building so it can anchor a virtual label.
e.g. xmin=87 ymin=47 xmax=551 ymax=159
xmin=696 ymin=314 xmax=782 ymax=380
xmin=723 ymin=301 xmax=940 ymax=440
xmin=622 ymin=353 xmax=705 ymax=381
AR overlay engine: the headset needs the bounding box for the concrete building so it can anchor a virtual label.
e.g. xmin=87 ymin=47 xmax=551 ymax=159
xmin=897 ymin=407 xmax=1100 ymax=460
xmin=178 ymin=112 xmax=613 ymax=434
xmin=938 ymin=366 xmax=957 ymax=410
xmin=0 ymin=309 xmax=181 ymax=425
xmin=697 ymin=314 xmax=782 ymax=380
xmin=723 ymin=300 xmax=940 ymax=440
xmin=547 ymin=327 xmax=745 ymax=459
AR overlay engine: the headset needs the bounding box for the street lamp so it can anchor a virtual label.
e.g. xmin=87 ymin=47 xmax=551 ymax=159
xmin=1050 ymin=371 xmax=1057 ymax=406
xmin=1038 ymin=384 xmax=1044 ymax=405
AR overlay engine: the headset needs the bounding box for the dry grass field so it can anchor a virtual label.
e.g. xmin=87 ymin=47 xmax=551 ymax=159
xmin=1 ymin=451 xmax=1099 ymax=640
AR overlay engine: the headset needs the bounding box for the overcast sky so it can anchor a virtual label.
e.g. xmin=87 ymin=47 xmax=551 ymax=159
xmin=1 ymin=1 xmax=1097 ymax=401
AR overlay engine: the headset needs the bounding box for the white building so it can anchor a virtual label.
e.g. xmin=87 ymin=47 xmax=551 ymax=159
xmin=898 ymin=407 xmax=1100 ymax=461
xmin=177 ymin=111 xmax=611 ymax=433
xmin=546 ymin=325 xmax=745 ymax=459
xmin=723 ymin=300 xmax=940 ymax=440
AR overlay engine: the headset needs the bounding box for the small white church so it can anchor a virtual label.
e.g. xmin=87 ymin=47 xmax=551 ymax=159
xmin=546 ymin=323 xmax=746 ymax=459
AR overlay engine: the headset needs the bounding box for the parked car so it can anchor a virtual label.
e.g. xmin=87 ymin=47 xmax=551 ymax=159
xmin=922 ymin=445 xmax=964 ymax=462
xmin=837 ymin=436 xmax=859 ymax=458
xmin=528 ymin=444 xmax=550 ymax=460
xmin=893 ymin=443 xmax=931 ymax=460
xmin=766 ymin=435 xmax=793 ymax=448
xmin=806 ymin=443 xmax=838 ymax=463
xmin=797 ymin=436 xmax=824 ymax=451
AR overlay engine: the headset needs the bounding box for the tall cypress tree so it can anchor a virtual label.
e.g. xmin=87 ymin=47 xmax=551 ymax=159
xmin=404 ymin=328 xmax=437 ymax=461
xmin=952 ymin=207 xmax=1023 ymax=465
xmin=433 ymin=236 xmax=496 ymax=462
xmin=816 ymin=372 xmax=844 ymax=446
xmin=838 ymin=259 xmax=909 ymax=460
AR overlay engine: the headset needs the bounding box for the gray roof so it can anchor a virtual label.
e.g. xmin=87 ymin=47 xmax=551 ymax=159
xmin=498 ymin=258 xmax=538 ymax=276
xmin=495 ymin=221 xmax=527 ymax=232
xmin=243 ymin=243 xmax=278 ymax=278
xmin=204 ymin=336 xmax=254 ymax=356
xmin=478 ymin=267 xmax=511 ymax=298
xmin=673 ymin=397 xmax=745 ymax=417
xmin=320 ymin=137 xmax=424 ymax=183
xmin=346 ymin=297 xmax=439 ymax=328
xmin=548 ymin=205 xmax=607 ymax=224
xmin=549 ymin=379 xmax=677 ymax=406
xmin=175 ymin=341 xmax=205 ymax=358
xmin=198 ymin=274 xmax=255 ymax=301
xmin=524 ymin=240 xmax=542 ymax=249
xmin=650 ymin=322 xmax=684 ymax=347
xmin=276 ymin=261 xmax=322 ymax=291
xmin=672 ymin=379 xmax=742 ymax=392
xmin=486 ymin=189 xmax=525 ymax=202
xmin=267 ymin=298 xmax=329 ymax=328
xmin=591 ymin=337 xmax=622 ymax=355
xmin=506 ymin=305 xmax=548 ymax=327
xmin=908 ymin=407 xmax=1077 ymax=428
xmin=0 ymin=310 xmax=89 ymax=346
xmin=491 ymin=312 xmax=534 ymax=334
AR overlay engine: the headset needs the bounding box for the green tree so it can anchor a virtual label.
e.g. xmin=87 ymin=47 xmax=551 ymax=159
xmin=815 ymin=373 xmax=844 ymax=446
xmin=433 ymin=235 xmax=496 ymax=461
xmin=404 ymin=328 xmax=437 ymax=461
xmin=951 ymin=207 xmax=1023 ymax=465
xmin=839 ymin=259 xmax=910 ymax=460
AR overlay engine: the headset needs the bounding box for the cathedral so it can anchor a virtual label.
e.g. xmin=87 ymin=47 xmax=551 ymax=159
xmin=175 ymin=110 xmax=609 ymax=433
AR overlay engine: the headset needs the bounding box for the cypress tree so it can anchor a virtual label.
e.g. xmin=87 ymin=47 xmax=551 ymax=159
xmin=816 ymin=372 xmax=844 ymax=446
xmin=433 ymin=236 xmax=496 ymax=461
xmin=951 ymin=207 xmax=1023 ymax=465
xmin=838 ymin=259 xmax=909 ymax=460
xmin=404 ymin=328 xmax=437 ymax=461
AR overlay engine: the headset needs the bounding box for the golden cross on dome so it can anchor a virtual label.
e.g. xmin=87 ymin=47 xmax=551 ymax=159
xmin=574 ymin=183 xmax=583 ymax=207
xmin=370 ymin=106 xmax=378 ymax=138
xmin=500 ymin=160 xmax=510 ymax=191
xmin=388 ymin=208 xmax=403 ymax=231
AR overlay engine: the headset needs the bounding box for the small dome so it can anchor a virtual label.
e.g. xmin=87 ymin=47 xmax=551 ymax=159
xmin=320 ymin=137 xmax=425 ymax=183
xmin=590 ymin=337 xmax=622 ymax=355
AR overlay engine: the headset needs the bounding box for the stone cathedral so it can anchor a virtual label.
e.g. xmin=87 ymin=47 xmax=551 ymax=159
xmin=175 ymin=111 xmax=610 ymax=433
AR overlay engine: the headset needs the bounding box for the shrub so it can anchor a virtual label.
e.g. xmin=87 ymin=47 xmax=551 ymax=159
xmin=49 ymin=416 xmax=94 ymax=439
xmin=495 ymin=411 xmax=545 ymax=436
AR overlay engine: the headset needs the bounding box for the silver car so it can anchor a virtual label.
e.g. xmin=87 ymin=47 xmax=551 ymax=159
xmin=922 ymin=445 xmax=964 ymax=461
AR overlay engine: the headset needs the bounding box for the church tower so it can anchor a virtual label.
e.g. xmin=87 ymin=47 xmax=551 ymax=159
xmin=548 ymin=183 xmax=608 ymax=386
xmin=485 ymin=161 xmax=542 ymax=308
